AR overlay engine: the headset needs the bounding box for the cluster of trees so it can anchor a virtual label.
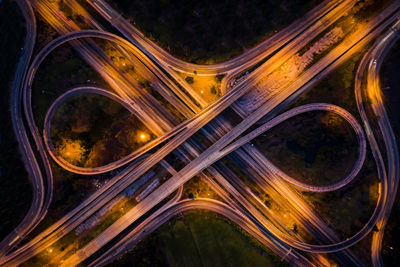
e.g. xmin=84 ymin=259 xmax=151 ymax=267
xmin=52 ymin=94 xmax=154 ymax=168
xmin=109 ymin=0 xmax=321 ymax=64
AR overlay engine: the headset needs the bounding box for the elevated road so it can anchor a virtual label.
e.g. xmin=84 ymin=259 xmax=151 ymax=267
xmin=3 ymin=1 xmax=400 ymax=266
xmin=87 ymin=0 xmax=347 ymax=76
xmin=0 ymin=0 xmax=54 ymax=257
xmin=89 ymin=199 xmax=313 ymax=267
xmin=42 ymin=87 xmax=177 ymax=174
xmin=220 ymin=103 xmax=366 ymax=192
xmin=354 ymin=20 xmax=400 ymax=266
xmin=24 ymin=0 xmax=361 ymax=176
xmin=43 ymin=88 xmax=366 ymax=193
xmin=58 ymin=6 xmax=400 ymax=265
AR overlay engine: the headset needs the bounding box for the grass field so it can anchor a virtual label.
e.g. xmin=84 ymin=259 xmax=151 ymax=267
xmin=108 ymin=0 xmax=321 ymax=64
xmin=111 ymin=211 xmax=288 ymax=267
xmin=254 ymin=111 xmax=358 ymax=186
xmin=0 ymin=0 xmax=32 ymax=240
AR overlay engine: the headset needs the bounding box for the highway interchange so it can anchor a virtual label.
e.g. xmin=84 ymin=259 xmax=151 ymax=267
xmin=2 ymin=0 xmax=400 ymax=266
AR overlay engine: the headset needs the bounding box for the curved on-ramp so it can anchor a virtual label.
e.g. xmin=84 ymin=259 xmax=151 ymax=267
xmin=221 ymin=103 xmax=367 ymax=192
xmin=355 ymin=20 xmax=400 ymax=267
xmin=0 ymin=0 xmax=53 ymax=257
xmin=42 ymin=87 xmax=167 ymax=175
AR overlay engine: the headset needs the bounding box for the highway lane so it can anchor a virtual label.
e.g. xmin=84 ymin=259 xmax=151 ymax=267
xmin=31 ymin=0 xmax=359 ymax=180
xmin=58 ymin=7 xmax=400 ymax=264
xmin=10 ymin=33 xmax=284 ymax=264
xmin=0 ymin=0 xmax=360 ymax=264
xmin=24 ymin=3 xmax=400 ymax=264
xmin=354 ymin=22 xmax=400 ymax=266
xmin=221 ymin=0 xmax=355 ymax=94
xmin=29 ymin=0 xmax=358 ymax=187
xmin=86 ymin=166 xmax=185 ymax=266
xmin=15 ymin=4 xmax=390 ymax=266
xmin=170 ymin=126 xmax=334 ymax=265
xmin=224 ymin=0 xmax=356 ymax=116
xmin=146 ymin=102 xmax=366 ymax=262
xmin=5 ymin=24 xmax=259 ymax=262
xmin=42 ymin=86 xmax=183 ymax=175
xmin=53 ymin=14 xmax=394 ymax=263
xmin=86 ymin=0 xmax=355 ymax=117
xmin=0 ymin=0 xmax=55 ymax=257
xmin=190 ymin=105 xmax=363 ymax=265
xmin=88 ymin=199 xmax=313 ymax=267
xmin=61 ymin=0 xmax=200 ymax=115
xmin=87 ymin=0 xmax=345 ymax=76
xmin=228 ymin=150 xmax=361 ymax=266
xmin=3 ymin=28 xmax=338 ymax=266
xmin=28 ymin=0 xmax=357 ymax=176
xmin=189 ymin=106 xmax=361 ymax=264
xmin=219 ymin=103 xmax=366 ymax=192
xmin=40 ymin=86 xmax=319 ymax=265
xmin=32 ymin=0 xmax=180 ymax=136
xmin=43 ymin=85 xmax=366 ymax=192
xmin=11 ymin=20 xmax=310 ymax=262
xmin=247 ymin=5 xmax=400 ymax=255
xmin=369 ymin=33 xmax=400 ymax=267
xmin=65 ymin=0 xmax=400 ymax=262
xmin=250 ymin=6 xmax=400 ymax=254
xmin=4 ymin=0 xmax=398 ymax=266
xmin=235 ymin=149 xmax=365 ymax=266
xmin=156 ymin=132 xmax=335 ymax=265
xmin=86 ymin=0 xmax=356 ymax=114
xmin=21 ymin=29 xmax=204 ymax=175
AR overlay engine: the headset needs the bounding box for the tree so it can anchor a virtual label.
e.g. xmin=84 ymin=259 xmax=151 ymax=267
xmin=59 ymin=0 xmax=73 ymax=18
xmin=76 ymin=14 xmax=85 ymax=25
xmin=210 ymin=85 xmax=216 ymax=94
xmin=185 ymin=76 xmax=194 ymax=84
xmin=215 ymin=74 xmax=224 ymax=82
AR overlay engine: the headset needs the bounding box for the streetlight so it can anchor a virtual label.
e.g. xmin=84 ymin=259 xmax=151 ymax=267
xmin=138 ymin=132 xmax=149 ymax=142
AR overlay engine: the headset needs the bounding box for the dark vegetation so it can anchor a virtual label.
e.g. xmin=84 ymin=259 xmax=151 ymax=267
xmin=353 ymin=0 xmax=393 ymax=21
xmin=254 ymin=111 xmax=358 ymax=186
xmin=34 ymin=16 xmax=59 ymax=54
xmin=107 ymin=0 xmax=322 ymax=64
xmin=301 ymin=157 xmax=378 ymax=239
xmin=248 ymin=49 xmax=380 ymax=245
xmin=51 ymin=93 xmax=153 ymax=168
xmin=258 ymin=52 xmax=368 ymax=185
xmin=108 ymin=211 xmax=289 ymax=267
xmin=23 ymin=161 xmax=98 ymax=244
xmin=13 ymin=0 xmax=394 ymax=263
xmin=0 ymin=0 xmax=32 ymax=240
xmin=32 ymin=43 xmax=110 ymax=132
xmin=23 ymin=23 xmax=115 ymax=236
xmin=182 ymin=176 xmax=220 ymax=200
xmin=277 ymin=51 xmax=380 ymax=243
